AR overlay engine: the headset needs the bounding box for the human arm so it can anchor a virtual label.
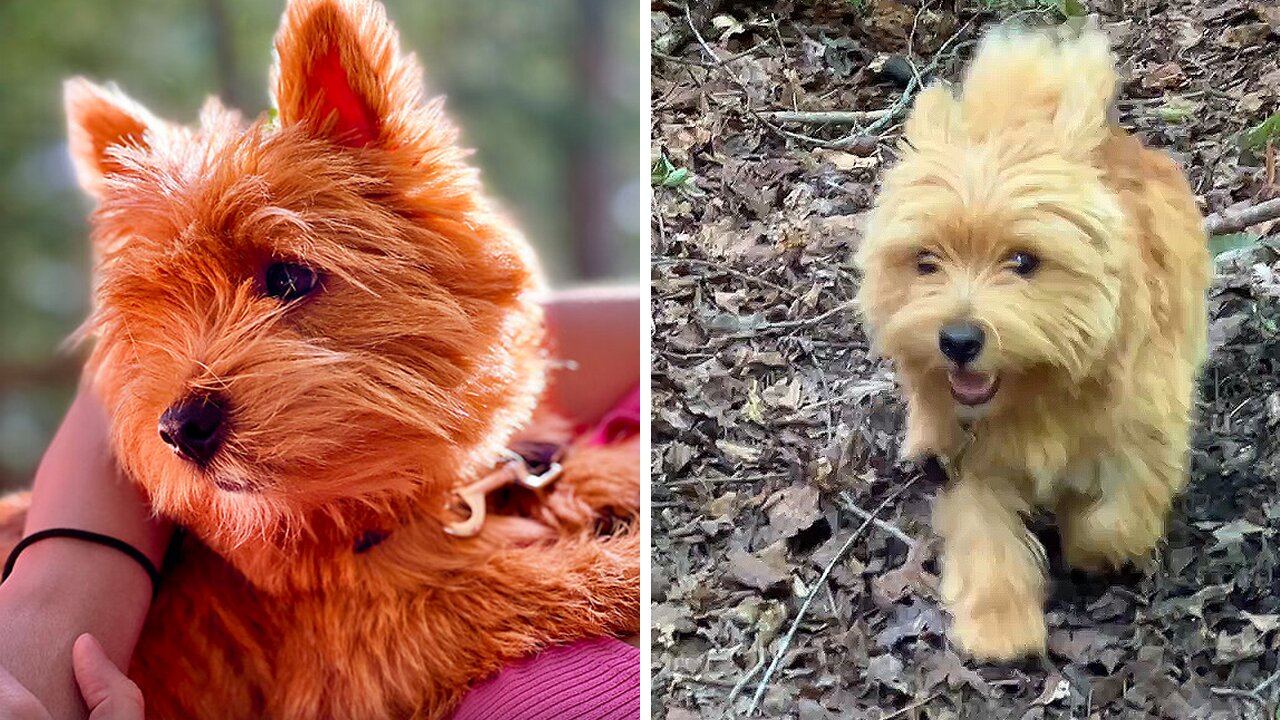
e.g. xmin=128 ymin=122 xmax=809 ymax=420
xmin=0 ymin=386 xmax=171 ymax=720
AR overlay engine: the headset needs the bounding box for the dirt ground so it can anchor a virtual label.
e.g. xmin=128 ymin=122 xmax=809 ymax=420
xmin=650 ymin=1 xmax=1280 ymax=718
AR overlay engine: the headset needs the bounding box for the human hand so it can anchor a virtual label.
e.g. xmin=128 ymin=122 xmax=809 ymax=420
xmin=72 ymin=634 xmax=145 ymax=720
xmin=0 ymin=384 xmax=166 ymax=720
xmin=0 ymin=635 xmax=143 ymax=720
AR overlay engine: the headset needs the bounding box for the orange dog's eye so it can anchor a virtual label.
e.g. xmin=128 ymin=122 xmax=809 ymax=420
xmin=916 ymin=252 xmax=940 ymax=275
xmin=1005 ymin=251 xmax=1040 ymax=277
xmin=265 ymin=262 xmax=319 ymax=301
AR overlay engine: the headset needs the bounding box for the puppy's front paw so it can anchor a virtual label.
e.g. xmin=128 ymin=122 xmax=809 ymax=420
xmin=900 ymin=419 xmax=947 ymax=463
xmin=1061 ymin=541 xmax=1120 ymax=574
xmin=948 ymin=598 xmax=1047 ymax=662
xmin=1060 ymin=502 xmax=1162 ymax=573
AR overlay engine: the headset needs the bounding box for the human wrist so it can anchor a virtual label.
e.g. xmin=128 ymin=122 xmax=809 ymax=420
xmin=3 ymin=536 xmax=155 ymax=612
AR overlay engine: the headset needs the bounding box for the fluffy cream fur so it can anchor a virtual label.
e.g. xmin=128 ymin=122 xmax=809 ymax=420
xmin=856 ymin=22 xmax=1210 ymax=661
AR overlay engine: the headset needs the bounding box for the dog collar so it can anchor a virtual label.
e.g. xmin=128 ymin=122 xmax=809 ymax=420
xmin=355 ymin=387 xmax=640 ymax=551
xmin=442 ymin=443 xmax=566 ymax=539
xmin=349 ymin=442 xmax=566 ymax=554
xmin=440 ymin=387 xmax=640 ymax=539
xmin=937 ymin=425 xmax=976 ymax=482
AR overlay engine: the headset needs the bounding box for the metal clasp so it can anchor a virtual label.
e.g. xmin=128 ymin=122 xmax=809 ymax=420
xmin=443 ymin=450 xmax=564 ymax=538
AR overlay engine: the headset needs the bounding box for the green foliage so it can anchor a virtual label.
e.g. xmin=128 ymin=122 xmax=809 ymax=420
xmin=1241 ymin=111 xmax=1280 ymax=155
xmin=1057 ymin=0 xmax=1088 ymax=17
xmin=978 ymin=0 xmax=1083 ymax=20
xmin=1210 ymin=232 xmax=1262 ymax=257
xmin=1154 ymin=96 xmax=1199 ymax=125
xmin=651 ymin=154 xmax=703 ymax=195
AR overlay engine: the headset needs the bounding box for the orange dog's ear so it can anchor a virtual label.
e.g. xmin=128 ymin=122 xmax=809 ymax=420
xmin=272 ymin=0 xmax=422 ymax=148
xmin=64 ymin=78 xmax=157 ymax=198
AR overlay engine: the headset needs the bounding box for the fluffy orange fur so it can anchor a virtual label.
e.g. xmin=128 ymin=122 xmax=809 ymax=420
xmin=855 ymin=23 xmax=1209 ymax=661
xmin=1 ymin=0 xmax=639 ymax=716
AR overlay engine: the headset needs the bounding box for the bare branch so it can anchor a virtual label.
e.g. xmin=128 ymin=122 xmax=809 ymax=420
xmin=758 ymin=109 xmax=892 ymax=124
xmin=1204 ymin=197 xmax=1280 ymax=236
xmin=746 ymin=476 xmax=919 ymax=715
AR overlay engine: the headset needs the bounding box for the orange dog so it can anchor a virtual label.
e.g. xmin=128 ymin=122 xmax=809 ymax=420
xmin=856 ymin=23 xmax=1209 ymax=660
xmin=0 ymin=0 xmax=639 ymax=716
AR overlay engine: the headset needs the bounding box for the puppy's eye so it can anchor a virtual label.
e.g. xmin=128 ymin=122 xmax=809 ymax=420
xmin=916 ymin=252 xmax=940 ymax=276
xmin=264 ymin=262 xmax=319 ymax=301
xmin=1006 ymin=251 xmax=1040 ymax=277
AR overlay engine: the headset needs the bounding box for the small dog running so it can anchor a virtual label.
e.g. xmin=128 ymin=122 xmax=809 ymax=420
xmin=856 ymin=21 xmax=1210 ymax=660
xmin=0 ymin=0 xmax=639 ymax=717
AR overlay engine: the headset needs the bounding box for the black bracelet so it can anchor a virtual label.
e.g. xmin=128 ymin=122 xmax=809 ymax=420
xmin=2 ymin=528 xmax=162 ymax=597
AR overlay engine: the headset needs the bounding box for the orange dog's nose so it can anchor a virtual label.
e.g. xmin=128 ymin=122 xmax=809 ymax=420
xmin=159 ymin=394 xmax=227 ymax=465
xmin=939 ymin=321 xmax=985 ymax=365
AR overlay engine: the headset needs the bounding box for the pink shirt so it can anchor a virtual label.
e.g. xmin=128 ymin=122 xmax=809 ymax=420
xmin=450 ymin=386 xmax=642 ymax=720
xmin=449 ymin=637 xmax=640 ymax=720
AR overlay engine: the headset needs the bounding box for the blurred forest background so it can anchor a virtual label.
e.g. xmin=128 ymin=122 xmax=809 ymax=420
xmin=0 ymin=0 xmax=641 ymax=490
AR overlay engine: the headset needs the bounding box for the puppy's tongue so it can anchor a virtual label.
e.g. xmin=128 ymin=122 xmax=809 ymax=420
xmin=948 ymin=370 xmax=998 ymax=405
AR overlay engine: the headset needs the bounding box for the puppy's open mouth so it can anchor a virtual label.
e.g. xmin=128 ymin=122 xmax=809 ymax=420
xmin=948 ymin=370 xmax=999 ymax=406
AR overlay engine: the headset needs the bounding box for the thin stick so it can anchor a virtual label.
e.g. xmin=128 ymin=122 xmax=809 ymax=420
xmin=1253 ymin=667 xmax=1280 ymax=696
xmin=839 ymin=492 xmax=919 ymax=549
xmin=1209 ymin=687 xmax=1262 ymax=703
xmin=651 ymin=257 xmax=796 ymax=296
xmin=871 ymin=44 xmax=972 ymax=137
xmin=686 ymin=3 xmax=726 ymax=66
xmin=681 ymin=5 xmax=854 ymax=151
xmin=1213 ymin=667 xmax=1280 ymax=705
xmin=652 ymin=51 xmax=714 ymax=68
xmin=727 ymin=651 xmax=766 ymax=703
xmin=653 ymin=0 xmax=729 ymax=56
xmin=753 ymin=300 xmax=859 ymax=331
xmin=746 ymin=475 xmax=919 ymax=714
xmin=880 ymin=692 xmax=942 ymax=720
xmin=758 ymin=109 xmax=892 ymax=124
xmin=1204 ymin=197 xmax=1280 ymax=236
xmin=831 ymin=18 xmax=976 ymax=144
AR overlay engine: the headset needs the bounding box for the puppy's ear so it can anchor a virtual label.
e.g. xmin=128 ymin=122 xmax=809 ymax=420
xmin=64 ymin=79 xmax=157 ymax=198
xmin=903 ymin=84 xmax=963 ymax=148
xmin=272 ymin=0 xmax=423 ymax=148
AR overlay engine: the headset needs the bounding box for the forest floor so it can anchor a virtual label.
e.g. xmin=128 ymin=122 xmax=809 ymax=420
xmin=650 ymin=0 xmax=1280 ymax=718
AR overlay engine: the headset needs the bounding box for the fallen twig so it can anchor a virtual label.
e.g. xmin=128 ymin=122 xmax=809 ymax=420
xmin=746 ymin=475 xmax=920 ymax=715
xmin=850 ymin=19 xmax=977 ymax=141
xmin=654 ymin=0 xmax=729 ymax=56
xmin=1254 ymin=668 xmax=1280 ymax=696
xmin=681 ymin=5 xmax=876 ymax=151
xmin=727 ymin=647 xmax=766 ymax=704
xmin=745 ymin=300 xmax=859 ymax=333
xmin=880 ymin=692 xmax=943 ymax=720
xmin=1209 ymin=686 xmax=1262 ymax=703
xmin=839 ymin=492 xmax=919 ymax=549
xmin=651 ymin=257 xmax=796 ymax=297
xmin=758 ymin=109 xmax=892 ymax=124
xmin=1212 ymin=667 xmax=1280 ymax=706
xmin=655 ymin=42 xmax=770 ymax=69
xmin=1204 ymin=197 xmax=1280 ymax=236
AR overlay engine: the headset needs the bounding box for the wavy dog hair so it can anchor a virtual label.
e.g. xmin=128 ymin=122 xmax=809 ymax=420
xmin=854 ymin=22 xmax=1209 ymax=661
xmin=857 ymin=27 xmax=1130 ymax=394
xmin=68 ymin=0 xmax=546 ymax=556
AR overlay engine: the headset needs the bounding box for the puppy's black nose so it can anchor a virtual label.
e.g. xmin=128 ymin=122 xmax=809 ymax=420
xmin=158 ymin=394 xmax=226 ymax=465
xmin=939 ymin=322 xmax=985 ymax=365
